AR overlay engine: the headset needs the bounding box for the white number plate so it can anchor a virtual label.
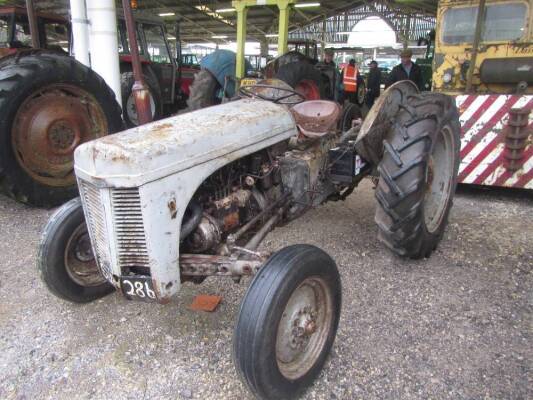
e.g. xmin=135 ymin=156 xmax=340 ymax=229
xmin=120 ymin=276 xmax=157 ymax=302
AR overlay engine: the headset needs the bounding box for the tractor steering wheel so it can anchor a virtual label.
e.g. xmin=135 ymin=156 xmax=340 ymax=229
xmin=239 ymin=84 xmax=306 ymax=105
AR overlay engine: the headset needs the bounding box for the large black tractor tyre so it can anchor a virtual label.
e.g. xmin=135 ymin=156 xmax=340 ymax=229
xmin=234 ymin=244 xmax=341 ymax=400
xmin=375 ymin=92 xmax=461 ymax=259
xmin=38 ymin=197 xmax=114 ymax=303
xmin=0 ymin=51 xmax=123 ymax=207
xmin=275 ymin=62 xmax=328 ymax=100
xmin=186 ymin=69 xmax=222 ymax=111
xmin=121 ymin=70 xmax=162 ymax=128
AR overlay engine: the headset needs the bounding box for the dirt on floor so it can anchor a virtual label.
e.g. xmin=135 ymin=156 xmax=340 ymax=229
xmin=0 ymin=180 xmax=531 ymax=400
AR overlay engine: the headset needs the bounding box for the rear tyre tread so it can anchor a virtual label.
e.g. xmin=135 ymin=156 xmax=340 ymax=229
xmin=375 ymin=92 xmax=460 ymax=259
xmin=0 ymin=50 xmax=123 ymax=207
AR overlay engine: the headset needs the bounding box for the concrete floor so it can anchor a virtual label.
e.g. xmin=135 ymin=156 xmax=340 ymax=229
xmin=0 ymin=180 xmax=531 ymax=400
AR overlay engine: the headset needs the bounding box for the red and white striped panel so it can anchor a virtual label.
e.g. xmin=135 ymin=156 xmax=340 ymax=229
xmin=456 ymin=94 xmax=533 ymax=190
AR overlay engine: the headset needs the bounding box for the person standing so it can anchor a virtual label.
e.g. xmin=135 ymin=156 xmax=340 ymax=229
xmin=342 ymin=59 xmax=361 ymax=104
xmin=366 ymin=60 xmax=381 ymax=108
xmin=317 ymin=48 xmax=340 ymax=101
xmin=385 ymin=49 xmax=423 ymax=90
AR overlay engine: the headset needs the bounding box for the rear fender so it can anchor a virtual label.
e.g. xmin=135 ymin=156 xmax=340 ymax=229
xmin=355 ymin=80 xmax=419 ymax=165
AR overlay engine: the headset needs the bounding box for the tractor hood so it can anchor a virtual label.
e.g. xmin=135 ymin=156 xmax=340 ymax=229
xmin=74 ymin=99 xmax=297 ymax=187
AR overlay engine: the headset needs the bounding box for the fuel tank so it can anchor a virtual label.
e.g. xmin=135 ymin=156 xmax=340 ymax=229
xmin=480 ymin=57 xmax=533 ymax=84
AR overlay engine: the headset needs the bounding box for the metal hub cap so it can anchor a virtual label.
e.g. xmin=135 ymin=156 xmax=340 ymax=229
xmin=64 ymin=223 xmax=106 ymax=287
xmin=424 ymin=126 xmax=455 ymax=233
xmin=11 ymin=84 xmax=108 ymax=187
xmin=276 ymin=276 xmax=334 ymax=380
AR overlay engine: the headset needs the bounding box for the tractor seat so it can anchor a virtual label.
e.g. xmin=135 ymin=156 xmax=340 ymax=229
xmin=291 ymin=100 xmax=341 ymax=138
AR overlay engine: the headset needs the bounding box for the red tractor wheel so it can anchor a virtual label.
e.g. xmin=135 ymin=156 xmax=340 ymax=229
xmin=0 ymin=51 xmax=123 ymax=207
xmin=275 ymin=62 xmax=327 ymax=101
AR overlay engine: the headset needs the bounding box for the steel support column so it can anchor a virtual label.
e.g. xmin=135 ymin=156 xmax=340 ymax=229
xmin=232 ymin=0 xmax=295 ymax=79
xmin=234 ymin=1 xmax=248 ymax=79
xmin=277 ymin=0 xmax=291 ymax=55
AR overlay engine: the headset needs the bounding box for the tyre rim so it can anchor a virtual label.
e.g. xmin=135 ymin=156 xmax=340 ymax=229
xmin=424 ymin=125 xmax=455 ymax=233
xmin=276 ymin=276 xmax=334 ymax=380
xmin=11 ymin=84 xmax=108 ymax=187
xmin=126 ymin=92 xmax=156 ymax=126
xmin=357 ymin=85 xmax=365 ymax=104
xmin=64 ymin=223 xmax=106 ymax=287
xmin=294 ymin=80 xmax=321 ymax=100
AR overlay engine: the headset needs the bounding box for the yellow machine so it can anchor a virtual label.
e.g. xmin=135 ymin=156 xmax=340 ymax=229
xmin=433 ymin=0 xmax=533 ymax=94
xmin=432 ymin=0 xmax=533 ymax=190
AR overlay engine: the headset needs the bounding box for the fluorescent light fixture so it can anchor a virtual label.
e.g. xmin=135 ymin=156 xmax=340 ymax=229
xmin=265 ymin=34 xmax=278 ymax=38
xmin=212 ymin=35 xmax=228 ymax=39
xmin=158 ymin=12 xmax=175 ymax=17
xmin=216 ymin=8 xmax=235 ymax=13
xmin=294 ymin=2 xmax=320 ymax=8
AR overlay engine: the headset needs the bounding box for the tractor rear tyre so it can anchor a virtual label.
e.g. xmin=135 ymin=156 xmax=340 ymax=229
xmin=338 ymin=102 xmax=362 ymax=133
xmin=375 ymin=92 xmax=460 ymax=259
xmin=186 ymin=69 xmax=223 ymax=111
xmin=121 ymin=71 xmax=162 ymax=128
xmin=234 ymin=244 xmax=341 ymax=400
xmin=0 ymin=51 xmax=123 ymax=207
xmin=38 ymin=197 xmax=114 ymax=303
xmin=275 ymin=62 xmax=327 ymax=100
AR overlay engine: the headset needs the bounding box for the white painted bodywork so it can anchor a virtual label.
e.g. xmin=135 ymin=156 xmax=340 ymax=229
xmin=75 ymin=99 xmax=297 ymax=302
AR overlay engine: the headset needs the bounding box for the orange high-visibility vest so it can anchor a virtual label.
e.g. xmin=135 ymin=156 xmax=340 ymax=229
xmin=343 ymin=64 xmax=358 ymax=93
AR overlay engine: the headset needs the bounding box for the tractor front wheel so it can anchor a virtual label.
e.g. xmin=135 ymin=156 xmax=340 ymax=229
xmin=233 ymin=244 xmax=341 ymax=400
xmin=38 ymin=197 xmax=114 ymax=303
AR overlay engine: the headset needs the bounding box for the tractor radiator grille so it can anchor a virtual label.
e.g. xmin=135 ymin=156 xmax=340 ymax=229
xmin=78 ymin=180 xmax=113 ymax=281
xmin=111 ymin=188 xmax=150 ymax=272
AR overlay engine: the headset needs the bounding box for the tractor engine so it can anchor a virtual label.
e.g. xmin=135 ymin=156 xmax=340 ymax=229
xmin=183 ymin=144 xmax=286 ymax=254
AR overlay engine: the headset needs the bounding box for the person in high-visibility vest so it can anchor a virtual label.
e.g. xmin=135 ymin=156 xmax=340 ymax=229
xmin=342 ymin=59 xmax=362 ymax=104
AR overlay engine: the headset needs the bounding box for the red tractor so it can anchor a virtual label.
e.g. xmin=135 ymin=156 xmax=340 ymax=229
xmin=0 ymin=6 xmax=194 ymax=207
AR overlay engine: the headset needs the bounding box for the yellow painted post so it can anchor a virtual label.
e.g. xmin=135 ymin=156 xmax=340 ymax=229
xmin=277 ymin=0 xmax=291 ymax=55
xmin=233 ymin=1 xmax=248 ymax=79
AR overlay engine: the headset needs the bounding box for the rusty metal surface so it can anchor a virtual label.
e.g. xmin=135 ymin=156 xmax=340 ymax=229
xmin=12 ymin=84 xmax=108 ymax=187
xmin=25 ymin=0 xmax=40 ymax=48
xmin=290 ymin=100 xmax=341 ymax=137
xmin=122 ymin=0 xmax=152 ymax=125
xmin=74 ymin=98 xmax=297 ymax=187
xmin=189 ymin=294 xmax=222 ymax=312
xmin=179 ymin=254 xmax=262 ymax=277
xmin=504 ymin=108 xmax=531 ymax=171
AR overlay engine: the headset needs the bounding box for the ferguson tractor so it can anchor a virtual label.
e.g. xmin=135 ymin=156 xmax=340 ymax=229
xmin=38 ymin=79 xmax=461 ymax=399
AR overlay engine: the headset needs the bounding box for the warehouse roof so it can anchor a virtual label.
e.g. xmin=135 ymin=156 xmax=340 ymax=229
xmin=8 ymin=1 xmax=437 ymax=43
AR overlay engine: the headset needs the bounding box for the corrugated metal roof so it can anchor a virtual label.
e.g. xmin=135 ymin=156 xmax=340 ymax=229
xmin=6 ymin=1 xmax=437 ymax=43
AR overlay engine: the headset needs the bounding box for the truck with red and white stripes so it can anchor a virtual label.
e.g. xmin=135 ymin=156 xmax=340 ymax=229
xmin=433 ymin=0 xmax=532 ymax=190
